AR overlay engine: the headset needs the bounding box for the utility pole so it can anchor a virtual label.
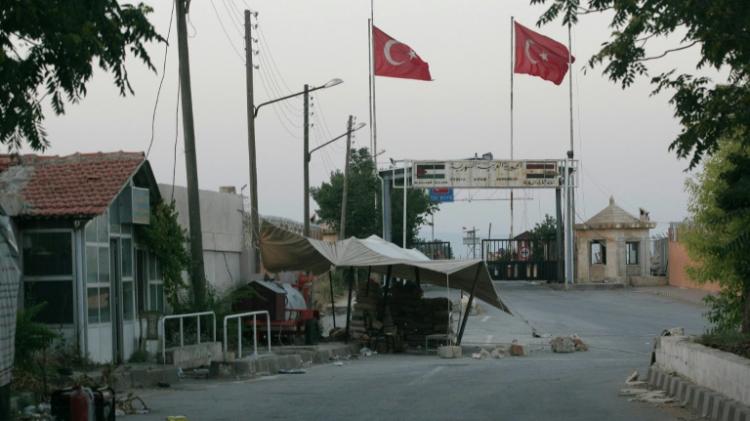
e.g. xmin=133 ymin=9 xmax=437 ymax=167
xmin=175 ymin=0 xmax=206 ymax=307
xmin=244 ymin=10 xmax=261 ymax=274
xmin=339 ymin=115 xmax=354 ymax=240
xmin=303 ymin=84 xmax=311 ymax=237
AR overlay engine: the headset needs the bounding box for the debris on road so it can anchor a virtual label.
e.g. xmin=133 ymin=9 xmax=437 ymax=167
xmin=116 ymin=392 xmax=150 ymax=415
xmin=550 ymin=335 xmax=588 ymax=353
xmin=626 ymin=370 xmax=639 ymax=384
xmin=490 ymin=347 xmax=506 ymax=359
xmin=333 ymin=361 xmax=345 ymax=366
xmin=437 ymin=345 xmax=462 ymax=359
xmin=471 ymin=349 xmax=491 ymax=360
xmin=360 ymin=347 xmax=375 ymax=357
xmin=661 ymin=327 xmax=685 ymax=336
xmin=509 ymin=340 xmax=525 ymax=357
xmin=278 ymin=369 xmax=306 ymax=374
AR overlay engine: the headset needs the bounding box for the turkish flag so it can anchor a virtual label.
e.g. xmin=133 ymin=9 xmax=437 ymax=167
xmin=514 ymin=21 xmax=573 ymax=85
xmin=373 ymin=25 xmax=432 ymax=81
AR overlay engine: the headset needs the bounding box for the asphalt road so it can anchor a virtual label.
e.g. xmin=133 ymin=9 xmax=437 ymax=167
xmin=130 ymin=284 xmax=708 ymax=421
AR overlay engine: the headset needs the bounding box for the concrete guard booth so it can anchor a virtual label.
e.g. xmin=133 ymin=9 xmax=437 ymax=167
xmin=0 ymin=152 xmax=165 ymax=364
xmin=574 ymin=197 xmax=656 ymax=283
xmin=259 ymin=222 xmax=511 ymax=345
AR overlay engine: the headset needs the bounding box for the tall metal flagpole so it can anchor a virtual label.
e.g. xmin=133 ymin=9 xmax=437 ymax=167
xmin=565 ymin=22 xmax=576 ymax=286
xmin=509 ymin=16 xmax=515 ymax=240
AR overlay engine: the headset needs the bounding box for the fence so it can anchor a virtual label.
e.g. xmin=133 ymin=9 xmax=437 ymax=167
xmin=158 ymin=311 xmax=216 ymax=364
xmin=223 ymin=310 xmax=271 ymax=358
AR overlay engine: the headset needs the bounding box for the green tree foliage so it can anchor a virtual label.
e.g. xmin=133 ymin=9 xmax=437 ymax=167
xmin=138 ymin=200 xmax=190 ymax=309
xmin=684 ymin=137 xmax=750 ymax=333
xmin=532 ymin=0 xmax=750 ymax=169
xmin=0 ymin=0 xmax=162 ymax=150
xmin=14 ymin=303 xmax=58 ymax=371
xmin=311 ymin=148 xmax=437 ymax=247
xmin=529 ymin=214 xmax=558 ymax=240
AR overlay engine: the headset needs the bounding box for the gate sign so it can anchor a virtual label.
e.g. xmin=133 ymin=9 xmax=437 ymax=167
xmin=412 ymin=160 xmax=559 ymax=189
xmin=429 ymin=187 xmax=454 ymax=203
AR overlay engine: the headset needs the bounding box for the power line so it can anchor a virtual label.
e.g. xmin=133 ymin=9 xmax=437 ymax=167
xmin=146 ymin=0 xmax=176 ymax=158
xmin=208 ymin=0 xmax=245 ymax=62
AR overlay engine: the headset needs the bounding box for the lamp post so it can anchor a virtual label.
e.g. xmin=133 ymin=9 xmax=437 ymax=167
xmin=246 ymin=78 xmax=342 ymax=272
xmin=306 ymin=119 xmax=366 ymax=238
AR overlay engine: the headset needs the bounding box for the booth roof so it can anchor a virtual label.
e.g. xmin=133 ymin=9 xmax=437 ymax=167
xmin=259 ymin=222 xmax=510 ymax=313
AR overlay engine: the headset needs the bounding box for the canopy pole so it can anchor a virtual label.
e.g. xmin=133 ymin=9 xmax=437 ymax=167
xmin=366 ymin=266 xmax=372 ymax=296
xmin=345 ymin=267 xmax=354 ymax=342
xmin=457 ymin=265 xmax=482 ymax=346
xmin=381 ymin=265 xmax=393 ymax=324
xmin=414 ymin=267 xmax=421 ymax=289
xmin=329 ymin=270 xmax=336 ymax=329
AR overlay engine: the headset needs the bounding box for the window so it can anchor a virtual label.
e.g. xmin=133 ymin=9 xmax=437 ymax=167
xmin=146 ymin=253 xmax=165 ymax=313
xmin=22 ymin=231 xmax=74 ymax=324
xmin=626 ymin=241 xmax=640 ymax=265
xmin=85 ymin=214 xmax=111 ymax=324
xmin=121 ymin=238 xmax=135 ymax=321
xmin=590 ymin=240 xmax=607 ymax=265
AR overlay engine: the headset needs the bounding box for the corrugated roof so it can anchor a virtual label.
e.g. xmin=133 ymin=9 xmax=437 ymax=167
xmin=0 ymin=152 xmax=145 ymax=218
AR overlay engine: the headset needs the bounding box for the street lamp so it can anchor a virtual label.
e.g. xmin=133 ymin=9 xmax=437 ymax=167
xmin=246 ymin=77 xmax=342 ymax=273
xmin=305 ymin=118 xmax=366 ymax=237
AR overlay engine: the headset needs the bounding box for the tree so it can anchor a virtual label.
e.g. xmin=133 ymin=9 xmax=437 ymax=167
xmin=0 ymin=0 xmax=162 ymax=150
xmin=683 ymin=136 xmax=750 ymax=333
xmin=531 ymin=0 xmax=749 ymax=169
xmin=529 ymin=214 xmax=558 ymax=241
xmin=311 ymin=148 xmax=437 ymax=247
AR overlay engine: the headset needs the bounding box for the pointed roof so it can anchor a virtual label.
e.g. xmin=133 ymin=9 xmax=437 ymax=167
xmin=575 ymin=196 xmax=656 ymax=230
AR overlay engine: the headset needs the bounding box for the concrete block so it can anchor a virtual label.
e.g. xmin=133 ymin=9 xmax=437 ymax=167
xmin=693 ymin=388 xmax=708 ymax=412
xmin=711 ymin=397 xmax=726 ymax=421
xmin=166 ymin=342 xmax=222 ymax=369
xmin=702 ymin=392 xmax=720 ymax=418
xmin=680 ymin=383 xmax=695 ymax=407
xmin=437 ymin=345 xmax=462 ymax=359
xmin=722 ymin=404 xmax=736 ymax=421
xmin=735 ymin=407 xmax=750 ymax=421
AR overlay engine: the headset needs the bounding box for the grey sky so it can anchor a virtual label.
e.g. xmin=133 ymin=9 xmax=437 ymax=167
xmin=30 ymin=0 xmax=710 ymax=254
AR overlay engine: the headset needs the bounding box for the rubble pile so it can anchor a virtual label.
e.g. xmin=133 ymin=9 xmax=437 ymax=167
xmin=550 ymin=334 xmax=588 ymax=353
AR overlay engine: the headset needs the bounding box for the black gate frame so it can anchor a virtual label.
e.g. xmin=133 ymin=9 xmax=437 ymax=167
xmin=482 ymin=238 xmax=561 ymax=282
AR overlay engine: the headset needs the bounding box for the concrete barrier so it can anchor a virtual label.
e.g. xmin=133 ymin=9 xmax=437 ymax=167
xmin=166 ymin=342 xmax=222 ymax=369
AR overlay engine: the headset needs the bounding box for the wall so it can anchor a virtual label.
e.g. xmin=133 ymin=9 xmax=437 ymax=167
xmin=160 ymin=184 xmax=250 ymax=294
xmin=667 ymin=240 xmax=721 ymax=292
xmin=575 ymin=228 xmax=650 ymax=283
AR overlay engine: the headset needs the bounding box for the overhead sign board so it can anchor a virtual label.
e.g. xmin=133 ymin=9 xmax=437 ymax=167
xmin=429 ymin=187 xmax=454 ymax=203
xmin=412 ymin=160 xmax=559 ymax=189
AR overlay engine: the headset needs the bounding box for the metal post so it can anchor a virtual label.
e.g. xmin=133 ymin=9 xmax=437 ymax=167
xmin=381 ymin=265 xmax=392 ymax=321
xmin=238 ymin=318 xmax=242 ymax=358
xmin=175 ymin=0 xmax=207 ymax=307
xmin=566 ymin=22 xmax=576 ymax=286
xmin=197 ymin=316 xmax=201 ymax=344
xmin=303 ymin=84 xmax=311 ymax=237
xmin=555 ymin=186 xmax=564 ymax=283
xmin=456 ymin=265 xmax=482 ymax=345
xmin=402 ymin=162 xmax=408 ymax=247
xmin=365 ymin=266 xmax=372 ymax=295
xmin=382 ymin=171 xmax=392 ymax=242
xmin=245 ymin=10 xmax=261 ymax=273
xmin=179 ymin=318 xmax=184 ymax=347
xmin=510 ymin=16 xmax=515 ymax=242
xmin=253 ymin=314 xmax=258 ymax=355
xmin=339 ymin=115 xmax=354 ymax=240
xmin=414 ymin=267 xmax=421 ymax=289
xmin=345 ymin=268 xmax=354 ymax=341
xmin=329 ymin=271 xmax=336 ymax=328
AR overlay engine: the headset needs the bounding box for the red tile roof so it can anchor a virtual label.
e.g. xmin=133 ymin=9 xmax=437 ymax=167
xmin=0 ymin=152 xmax=145 ymax=218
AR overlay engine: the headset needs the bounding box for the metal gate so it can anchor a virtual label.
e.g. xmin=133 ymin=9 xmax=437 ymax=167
xmin=414 ymin=241 xmax=453 ymax=260
xmin=482 ymin=238 xmax=560 ymax=282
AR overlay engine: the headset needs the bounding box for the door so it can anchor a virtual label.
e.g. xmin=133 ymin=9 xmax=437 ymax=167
xmin=110 ymin=239 xmax=124 ymax=364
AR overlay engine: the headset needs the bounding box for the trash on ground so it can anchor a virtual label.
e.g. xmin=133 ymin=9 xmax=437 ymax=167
xmin=509 ymin=339 xmax=525 ymax=356
xmin=490 ymin=347 xmax=506 ymax=359
xmin=661 ymin=327 xmax=685 ymax=336
xmin=550 ymin=335 xmax=588 ymax=353
xmin=359 ymin=347 xmax=374 ymax=357
xmin=116 ymin=392 xmax=150 ymax=415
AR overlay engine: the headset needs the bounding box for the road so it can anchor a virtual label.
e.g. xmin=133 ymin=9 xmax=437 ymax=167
xmin=129 ymin=284 xmax=708 ymax=421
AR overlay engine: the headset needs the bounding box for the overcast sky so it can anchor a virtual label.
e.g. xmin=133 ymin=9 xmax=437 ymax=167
xmin=29 ymin=0 xmax=713 ymax=256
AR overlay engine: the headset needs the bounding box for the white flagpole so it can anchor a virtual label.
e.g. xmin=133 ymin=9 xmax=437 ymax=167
xmin=565 ymin=21 xmax=575 ymax=286
xmin=509 ymin=16 xmax=515 ymax=240
xmin=370 ymin=0 xmax=377 ymax=171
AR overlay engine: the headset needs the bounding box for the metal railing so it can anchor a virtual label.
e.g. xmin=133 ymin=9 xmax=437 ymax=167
xmin=158 ymin=311 xmax=216 ymax=364
xmin=223 ymin=310 xmax=271 ymax=358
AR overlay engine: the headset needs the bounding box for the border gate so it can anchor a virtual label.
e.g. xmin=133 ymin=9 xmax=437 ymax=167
xmin=482 ymin=238 xmax=560 ymax=282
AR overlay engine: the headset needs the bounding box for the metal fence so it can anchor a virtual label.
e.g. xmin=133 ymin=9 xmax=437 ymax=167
xmin=414 ymin=241 xmax=453 ymax=260
xmin=159 ymin=311 xmax=216 ymax=364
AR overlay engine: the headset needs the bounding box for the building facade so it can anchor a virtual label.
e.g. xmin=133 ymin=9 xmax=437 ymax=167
xmin=574 ymin=197 xmax=656 ymax=283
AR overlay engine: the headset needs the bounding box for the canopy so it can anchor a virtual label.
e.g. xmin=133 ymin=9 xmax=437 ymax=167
xmin=260 ymin=222 xmax=510 ymax=314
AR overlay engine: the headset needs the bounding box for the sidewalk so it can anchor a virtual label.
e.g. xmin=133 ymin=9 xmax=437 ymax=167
xmin=632 ymin=285 xmax=713 ymax=306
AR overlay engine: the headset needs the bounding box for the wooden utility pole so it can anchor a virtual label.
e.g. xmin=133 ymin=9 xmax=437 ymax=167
xmin=339 ymin=115 xmax=354 ymax=240
xmin=175 ymin=0 xmax=206 ymax=307
xmin=244 ymin=10 xmax=261 ymax=273
xmin=303 ymin=84 xmax=311 ymax=237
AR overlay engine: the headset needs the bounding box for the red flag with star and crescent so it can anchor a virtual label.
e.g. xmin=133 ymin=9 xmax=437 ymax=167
xmin=514 ymin=21 xmax=574 ymax=85
xmin=373 ymin=25 xmax=432 ymax=81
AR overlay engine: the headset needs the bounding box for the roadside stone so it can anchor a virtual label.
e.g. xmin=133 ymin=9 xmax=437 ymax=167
xmin=571 ymin=334 xmax=588 ymax=351
xmin=550 ymin=336 xmax=576 ymax=353
xmin=509 ymin=340 xmax=525 ymax=357
xmin=437 ymin=345 xmax=462 ymax=359
xmin=490 ymin=347 xmax=506 ymax=359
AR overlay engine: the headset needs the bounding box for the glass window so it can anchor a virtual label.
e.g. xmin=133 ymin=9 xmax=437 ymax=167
xmin=99 ymin=287 xmax=111 ymax=322
xmin=22 ymin=232 xmax=72 ymax=276
xmin=123 ymin=281 xmax=135 ymax=321
xmin=24 ymin=281 xmax=74 ymax=324
xmin=85 ymin=219 xmax=97 ymax=242
xmin=626 ymin=241 xmax=640 ymax=265
xmin=149 ymin=284 xmax=157 ymax=311
xmin=590 ymin=240 xmax=607 ymax=265
xmin=148 ymin=254 xmax=156 ymax=280
xmin=157 ymin=285 xmax=164 ymax=313
xmin=87 ymin=287 xmax=100 ymax=323
xmin=86 ymin=246 xmax=98 ymax=284
xmin=97 ymin=214 xmax=108 ymax=243
xmin=122 ymin=238 xmax=133 ymax=278
xmin=98 ymin=247 xmax=110 ymax=282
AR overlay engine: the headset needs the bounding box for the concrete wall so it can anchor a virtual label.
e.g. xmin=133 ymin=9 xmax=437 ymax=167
xmin=159 ymin=184 xmax=251 ymax=294
xmin=667 ymin=240 xmax=721 ymax=292
xmin=575 ymin=228 xmax=650 ymax=283
xmin=655 ymin=336 xmax=750 ymax=406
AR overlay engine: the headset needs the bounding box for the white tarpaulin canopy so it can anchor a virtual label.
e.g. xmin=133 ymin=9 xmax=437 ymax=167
xmin=259 ymin=222 xmax=510 ymax=313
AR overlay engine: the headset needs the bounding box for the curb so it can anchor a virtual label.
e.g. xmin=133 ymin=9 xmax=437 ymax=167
xmin=648 ymin=366 xmax=750 ymax=421
xmin=546 ymin=283 xmax=626 ymax=291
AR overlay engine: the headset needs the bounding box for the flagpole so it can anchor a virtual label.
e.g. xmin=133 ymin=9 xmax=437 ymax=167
xmin=565 ymin=21 xmax=575 ymax=286
xmin=368 ymin=18 xmax=374 ymax=157
xmin=509 ymin=16 xmax=515 ymax=240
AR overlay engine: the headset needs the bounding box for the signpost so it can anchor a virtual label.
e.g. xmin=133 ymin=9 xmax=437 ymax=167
xmin=429 ymin=187 xmax=454 ymax=203
xmin=412 ymin=160 xmax=558 ymax=189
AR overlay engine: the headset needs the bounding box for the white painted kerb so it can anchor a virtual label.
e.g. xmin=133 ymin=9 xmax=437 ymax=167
xmin=655 ymin=336 xmax=750 ymax=406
